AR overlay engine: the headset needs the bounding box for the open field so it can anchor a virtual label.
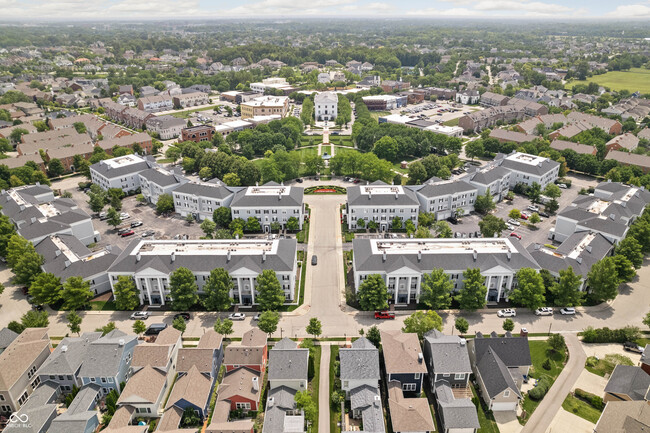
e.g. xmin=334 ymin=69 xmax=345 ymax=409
xmin=568 ymin=68 xmax=650 ymax=93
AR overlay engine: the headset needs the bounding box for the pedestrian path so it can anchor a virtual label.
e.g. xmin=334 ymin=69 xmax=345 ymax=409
xmin=319 ymin=344 xmax=331 ymax=433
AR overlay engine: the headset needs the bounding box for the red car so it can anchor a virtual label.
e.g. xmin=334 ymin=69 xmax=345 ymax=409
xmin=120 ymin=230 xmax=135 ymax=237
xmin=520 ymin=213 xmax=529 ymax=220
xmin=375 ymin=311 xmax=396 ymax=320
xmin=510 ymin=232 xmax=522 ymax=240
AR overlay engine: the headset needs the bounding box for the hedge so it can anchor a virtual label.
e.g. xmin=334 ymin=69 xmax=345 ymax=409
xmin=528 ymin=377 xmax=551 ymax=401
xmin=581 ymin=326 xmax=640 ymax=343
xmin=574 ymin=388 xmax=604 ymax=410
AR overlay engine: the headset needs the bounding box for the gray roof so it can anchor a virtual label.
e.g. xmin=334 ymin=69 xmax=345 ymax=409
xmin=475 ymin=348 xmax=521 ymax=399
xmin=348 ymin=385 xmax=385 ymax=433
xmin=145 ymin=115 xmax=186 ymax=129
xmin=471 ymin=334 xmax=531 ymax=368
xmin=0 ymin=328 xmax=18 ymax=351
xmin=78 ymin=330 xmax=137 ymax=378
xmin=340 ymin=338 xmax=380 ymax=381
xmin=89 ymin=158 xmax=150 ymax=178
xmin=173 ymin=181 xmax=235 ymax=200
xmin=641 ymin=344 xmax=650 ymax=366
xmin=268 ymin=339 xmax=309 ymax=381
xmin=435 ymin=381 xmax=480 ymax=430
xmin=49 ymin=207 xmax=91 ymax=225
xmin=139 ymin=167 xmax=182 ymax=187
xmin=469 ymin=165 xmax=510 ymax=186
xmin=499 ymin=154 xmax=560 ymax=176
xmin=423 ymin=330 xmax=472 ymax=374
xmin=36 ymin=235 xmax=122 ymax=280
xmin=37 ymin=332 xmax=102 ymax=376
xmin=230 ymin=182 xmax=303 ymax=208
xmin=347 ymin=181 xmax=419 ymax=207
xmin=108 ymin=239 xmax=296 ymax=275
xmin=412 ymin=179 xmax=477 ymax=198
xmin=605 ymin=365 xmax=650 ymax=401
xmin=48 ymin=384 xmax=101 ymax=433
xmin=18 ymin=219 xmax=70 ymax=241
xmin=4 ymin=381 xmax=59 ymax=433
xmin=262 ymin=386 xmax=304 ymax=433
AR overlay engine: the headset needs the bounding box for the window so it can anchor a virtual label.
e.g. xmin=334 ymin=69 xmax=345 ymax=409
xmin=402 ymin=383 xmax=416 ymax=392
xmin=1 ymin=405 xmax=11 ymax=412
xmin=443 ymin=373 xmax=450 ymax=377
xmin=236 ymin=402 xmax=251 ymax=410
xmin=414 ymin=373 xmax=421 ymax=380
xmin=503 ymin=390 xmax=510 ymax=397
xmin=0 ymin=395 xmax=4 ymax=401
xmin=455 ymin=373 xmax=465 ymax=380
xmin=90 ymin=378 xmax=96 ymax=383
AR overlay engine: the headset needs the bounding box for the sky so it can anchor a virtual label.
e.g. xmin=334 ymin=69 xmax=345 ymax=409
xmin=1 ymin=0 xmax=650 ymax=20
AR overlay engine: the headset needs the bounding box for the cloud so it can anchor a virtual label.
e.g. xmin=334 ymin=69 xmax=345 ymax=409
xmin=473 ymin=0 xmax=574 ymax=13
xmin=409 ymin=0 xmax=576 ymax=16
xmin=605 ymin=3 xmax=650 ymax=18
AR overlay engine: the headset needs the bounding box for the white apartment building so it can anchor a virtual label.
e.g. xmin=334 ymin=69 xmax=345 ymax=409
xmin=138 ymin=167 xmax=187 ymax=205
xmin=314 ymin=91 xmax=338 ymax=121
xmin=464 ymin=165 xmax=512 ymax=202
xmin=107 ymin=239 xmax=298 ymax=306
xmin=499 ymin=152 xmax=560 ymax=189
xmin=230 ymin=182 xmax=305 ymax=232
xmin=137 ymin=95 xmax=174 ymax=113
xmin=250 ymin=77 xmax=293 ymax=94
xmin=413 ymin=178 xmax=478 ymax=220
xmin=353 ymin=238 xmax=540 ymax=304
xmin=144 ymin=115 xmax=186 ymax=140
xmin=89 ymin=154 xmax=150 ymax=193
xmin=346 ymin=182 xmax=420 ymax=231
xmin=172 ymin=180 xmax=236 ymax=221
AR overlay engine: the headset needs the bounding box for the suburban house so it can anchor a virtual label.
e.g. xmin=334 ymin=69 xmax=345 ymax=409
xmin=467 ymin=332 xmax=531 ymax=412
xmin=137 ymin=95 xmax=173 ymax=113
xmin=593 ymin=401 xmax=650 ymax=432
xmin=89 ymin=154 xmax=152 ymax=193
xmin=206 ymin=365 xmax=260 ymax=433
xmin=353 ymin=238 xmax=540 ymax=304
xmin=603 ymin=365 xmax=650 ymax=402
xmin=157 ymin=365 xmax=215 ymax=431
xmin=48 ymin=383 xmax=102 ymax=433
xmin=340 ymin=337 xmax=385 ymax=433
xmin=77 ymin=330 xmax=138 ymax=396
xmin=3 ymin=381 xmax=60 ymax=433
xmin=172 ymin=179 xmax=235 ymax=221
xmin=116 ymin=365 xmax=168 ymax=417
xmin=387 ymin=380 xmax=435 ymax=433
xmin=262 ymin=338 xmax=309 ymax=433
xmin=144 ymin=115 xmax=186 ymax=140
xmin=489 ymin=129 xmax=536 ymax=144
xmin=549 ymin=139 xmax=597 ymax=156
xmin=176 ymin=329 xmax=224 ymax=379
xmin=108 ymin=239 xmax=298 ymax=307
xmin=605 ymin=151 xmax=650 ymax=174
xmin=131 ymin=326 xmax=181 ymax=380
xmin=422 ymin=330 xmax=472 ymax=391
xmin=346 ymin=181 xmax=420 ymax=231
xmin=230 ymin=182 xmax=305 ymax=232
xmin=380 ymin=331 xmax=427 ymax=395
xmin=224 ymin=329 xmax=268 ymax=373
xmin=412 ymin=177 xmax=478 ymax=220
xmin=605 ymin=133 xmax=639 ymax=153
xmin=434 ymin=381 xmax=481 ymax=433
xmin=0 ymin=328 xmax=52 ymax=415
xmin=314 ymin=91 xmax=338 ymax=121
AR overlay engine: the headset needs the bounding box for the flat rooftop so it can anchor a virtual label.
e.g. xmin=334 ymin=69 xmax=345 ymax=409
xmin=134 ymin=239 xmax=279 ymax=256
xmin=101 ymin=154 xmax=145 ymax=169
xmin=360 ymin=185 xmax=404 ymax=195
xmin=566 ymin=232 xmax=597 ymax=260
xmin=504 ymin=152 xmax=548 ymax=166
xmin=370 ymin=238 xmax=516 ymax=255
xmin=585 ymin=199 xmax=611 ymax=215
xmin=246 ymin=185 xmax=291 ymax=196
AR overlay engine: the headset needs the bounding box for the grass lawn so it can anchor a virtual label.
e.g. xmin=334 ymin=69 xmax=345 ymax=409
xmin=330 ymin=136 xmax=354 ymax=147
xmin=470 ymin=384 xmax=500 ymax=433
xmin=443 ymin=117 xmax=460 ymax=127
xmin=170 ymin=104 xmax=222 ymax=119
xmin=392 ymin=159 xmax=414 ymax=174
xmin=322 ymin=145 xmax=332 ymax=156
xmin=561 ymin=394 xmax=602 ymax=424
xmin=300 ymin=135 xmax=322 ymax=147
xmin=568 ymin=68 xmax=650 ymax=93
xmin=156 ymin=158 xmax=175 ymax=163
xmin=296 ymin=146 xmax=319 ymax=159
xmin=311 ymin=345 xmax=322 ymax=433
xmin=519 ymin=341 xmax=567 ymax=424
xmin=333 ymin=147 xmax=358 ymax=157
xmin=585 ymin=354 xmax=633 ymax=377
xmin=370 ymin=110 xmax=390 ymax=121
xmin=89 ymin=300 xmax=117 ymax=311
xmin=330 ymin=345 xmax=341 ymax=433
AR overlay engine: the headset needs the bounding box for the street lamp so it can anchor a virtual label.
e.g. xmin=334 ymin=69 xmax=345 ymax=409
xmin=280 ymin=328 xmax=283 ymax=339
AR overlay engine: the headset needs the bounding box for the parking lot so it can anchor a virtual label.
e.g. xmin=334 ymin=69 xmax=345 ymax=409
xmin=387 ymin=99 xmax=483 ymax=125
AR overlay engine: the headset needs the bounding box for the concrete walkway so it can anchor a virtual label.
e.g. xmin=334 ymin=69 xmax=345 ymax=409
xmin=319 ymin=344 xmax=331 ymax=433
xmin=521 ymin=333 xmax=587 ymax=433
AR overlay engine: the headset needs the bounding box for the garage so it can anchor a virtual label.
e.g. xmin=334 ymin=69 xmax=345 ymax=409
xmin=491 ymin=401 xmax=518 ymax=412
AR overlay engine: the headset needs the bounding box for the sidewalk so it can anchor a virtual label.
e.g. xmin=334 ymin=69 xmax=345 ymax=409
xmin=318 ymin=344 xmax=331 ymax=433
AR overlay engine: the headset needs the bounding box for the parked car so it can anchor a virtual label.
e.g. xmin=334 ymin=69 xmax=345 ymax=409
xmin=228 ymin=312 xmax=246 ymax=321
xmin=131 ymin=221 xmax=143 ymax=228
xmin=510 ymin=232 xmax=522 ymax=240
xmin=535 ymin=307 xmax=553 ymax=316
xmin=520 ymin=213 xmax=529 ymax=220
xmin=623 ymin=341 xmax=644 ymax=354
xmin=497 ymin=309 xmax=516 ymax=317
xmin=296 ymin=178 xmax=303 ymax=183
xmin=130 ymin=311 xmax=151 ymax=320
xmin=118 ymin=228 xmax=131 ymax=234
xmin=120 ymin=213 xmax=130 ymax=220
xmin=99 ymin=212 xmax=108 ymax=220
xmin=253 ymin=313 xmax=261 ymax=321
xmin=120 ymin=230 xmax=135 ymax=237
xmin=539 ymin=212 xmax=550 ymax=218
xmin=446 ymin=217 xmax=459 ymax=225
xmin=173 ymin=313 xmax=191 ymax=321
xmin=311 ymin=255 xmax=318 ymax=265
xmin=507 ymin=219 xmax=521 ymax=226
xmin=144 ymin=323 xmax=168 ymax=336
xmin=560 ymin=307 xmax=576 ymax=315
xmin=142 ymin=230 xmax=155 ymax=237
xmin=506 ymin=223 xmax=514 ymax=230
xmin=527 ymin=205 xmax=539 ymax=212
xmin=374 ymin=311 xmax=396 ymax=320
xmin=558 ymin=183 xmax=568 ymax=189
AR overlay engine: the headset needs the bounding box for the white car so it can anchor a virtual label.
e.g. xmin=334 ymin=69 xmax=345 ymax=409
xmin=558 ymin=183 xmax=568 ymax=189
xmin=527 ymin=205 xmax=540 ymax=212
xmin=228 ymin=313 xmax=246 ymax=321
xmin=560 ymin=307 xmax=576 ymax=315
xmin=507 ymin=219 xmax=521 ymax=226
xmin=130 ymin=311 xmax=150 ymax=320
xmin=535 ymin=307 xmax=553 ymax=316
xmin=497 ymin=309 xmax=516 ymax=317
xmin=253 ymin=313 xmax=261 ymax=321
xmin=506 ymin=223 xmax=514 ymax=230
xmin=120 ymin=212 xmax=130 ymax=220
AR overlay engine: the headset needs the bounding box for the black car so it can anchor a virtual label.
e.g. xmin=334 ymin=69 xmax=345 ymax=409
xmin=144 ymin=323 xmax=168 ymax=336
xmin=447 ymin=217 xmax=459 ymax=225
xmin=173 ymin=313 xmax=191 ymax=322
xmin=623 ymin=341 xmax=644 ymax=354
xmin=311 ymin=255 xmax=318 ymax=265
xmin=539 ymin=212 xmax=550 ymax=218
xmin=295 ymin=178 xmax=303 ymax=183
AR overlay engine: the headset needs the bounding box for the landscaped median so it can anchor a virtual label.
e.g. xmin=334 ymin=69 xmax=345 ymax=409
xmin=304 ymin=185 xmax=347 ymax=194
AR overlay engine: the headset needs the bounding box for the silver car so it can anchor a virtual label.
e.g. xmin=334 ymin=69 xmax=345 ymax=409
xmin=228 ymin=313 xmax=246 ymax=321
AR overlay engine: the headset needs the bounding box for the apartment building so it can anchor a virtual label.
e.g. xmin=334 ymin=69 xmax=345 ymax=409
xmin=346 ymin=181 xmax=420 ymax=231
xmin=138 ymin=166 xmax=187 ymax=205
xmin=145 ymin=115 xmax=186 ymax=140
xmin=173 ymin=91 xmax=209 ymax=108
xmin=412 ymin=178 xmax=478 ymax=220
xmin=230 ymin=182 xmax=305 ymax=232
xmin=90 ymin=154 xmax=151 ymax=193
xmin=172 ymin=180 xmax=236 ymax=221
xmin=181 ymin=124 xmax=216 ymax=143
xmin=137 ymin=95 xmax=174 ymax=113
xmin=498 ymin=152 xmax=560 ymax=189
xmin=240 ymin=96 xmax=289 ymax=119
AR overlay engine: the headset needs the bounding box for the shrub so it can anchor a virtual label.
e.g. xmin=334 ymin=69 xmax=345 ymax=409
xmin=575 ymin=388 xmax=604 ymax=410
xmin=542 ymin=358 xmax=552 ymax=370
xmin=581 ymin=326 xmax=640 ymax=343
xmin=528 ymin=377 xmax=551 ymax=401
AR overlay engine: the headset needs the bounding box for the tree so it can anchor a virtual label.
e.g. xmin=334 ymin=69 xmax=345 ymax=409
xmin=456 ymin=268 xmax=487 ymax=311
xmin=172 ymin=316 xmax=187 ymax=333
xmin=29 ymin=272 xmax=62 ymax=305
xmin=643 ymin=312 xmax=650 ymax=328
xmin=7 ymin=235 xmax=43 ymax=286
xmin=551 ymin=267 xmax=584 ymax=307
xmin=21 ymin=310 xmax=49 ymax=328
xmin=181 ymin=407 xmax=201 ymax=428
xmin=502 ymin=318 xmax=515 ymax=332
xmin=548 ymin=334 xmax=566 ymax=352
xmin=391 ymin=216 xmax=403 ymax=230
xmin=366 ymin=325 xmax=381 ymax=347
xmin=256 ymin=269 xmax=284 ymax=311
xmin=169 ymin=267 xmax=199 ymax=310
xmin=509 ymin=209 xmax=521 ymax=220
xmin=306 ymin=317 xmax=322 ymax=339
xmin=113 ymin=276 xmax=139 ymax=311
xmin=133 ymin=320 xmax=147 ymax=336
xmin=612 ymin=255 xmax=636 ymax=283
xmin=465 ymin=140 xmax=484 ymax=160
xmin=67 ymin=311 xmax=82 ymax=335
xmin=286 ymin=217 xmax=300 ymax=232
xmin=373 ymin=136 xmax=399 ymax=162
xmin=357 ymin=274 xmax=389 ymax=311
xmin=405 ymin=219 xmax=416 ymax=234
xmin=528 ymin=212 xmax=541 ymax=226
xmin=200 ymin=219 xmax=216 ymax=237
xmin=587 ymin=257 xmax=620 ymax=303
xmin=88 ymin=192 xmax=106 ymax=214
xmin=543 ymin=184 xmax=562 ymax=200
xmin=47 ymin=158 xmax=65 ymax=177
xmin=528 ymin=182 xmax=542 ymax=203
xmin=61 ymin=276 xmax=93 ymax=310
xmin=402 ymin=310 xmax=443 ymax=339
xmin=185 ymin=214 xmax=195 ymax=224
xmin=478 ymin=215 xmax=507 ymax=237
xmin=616 ymin=237 xmax=644 ymax=269
xmin=213 ymin=318 xmax=234 ymax=337
xmin=156 ymin=193 xmax=174 ymax=214
xmin=213 ymin=207 xmax=232 ymax=227
xmin=408 ymin=161 xmax=428 ymax=184
xmin=295 ymin=390 xmax=317 ymax=425
xmin=246 ymin=216 xmax=261 ymax=232
xmin=419 ymin=268 xmax=454 ymax=309
xmin=432 ymin=220 xmax=452 ymax=238
xmin=96 ymin=322 xmax=116 ymax=336
xmin=509 ymin=268 xmax=546 ymax=310
xmin=106 ymin=207 xmax=122 ymax=229
xmin=455 ymin=317 xmax=469 ymax=334
xmin=202 ymin=268 xmax=233 ymax=311
xmin=258 ymin=311 xmax=279 ymax=336
xmin=474 ymin=189 xmax=496 ymax=215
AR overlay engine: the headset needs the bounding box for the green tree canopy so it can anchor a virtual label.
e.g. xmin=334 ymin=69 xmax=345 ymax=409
xmin=509 ymin=268 xmax=546 ymax=310
xmin=67 ymin=311 xmax=82 ymax=335
xmin=402 ymin=310 xmax=443 ymax=340
xmin=29 ymin=272 xmax=62 ymax=305
xmin=455 ymin=317 xmax=469 ymax=334
xmin=478 ymin=214 xmax=507 ymax=237
xmin=474 ymin=189 xmax=496 ymax=215
xmin=61 ymin=276 xmax=93 ymax=310
xmin=357 ymin=274 xmax=389 ymax=311
xmin=202 ymin=268 xmax=234 ymax=311
xmin=456 ymin=268 xmax=487 ymax=311
xmin=306 ymin=317 xmax=322 ymax=338
xmin=169 ymin=267 xmax=199 ymax=311
xmin=587 ymin=257 xmax=619 ymax=303
xmin=256 ymin=269 xmax=285 ymax=311
xmin=156 ymin=193 xmax=174 ymax=214
xmin=258 ymin=311 xmax=280 ymax=336
xmin=213 ymin=318 xmax=234 ymax=337
xmin=419 ymin=268 xmax=454 ymax=309
xmin=551 ymin=266 xmax=584 ymax=307
xmin=113 ymin=276 xmax=140 ymax=311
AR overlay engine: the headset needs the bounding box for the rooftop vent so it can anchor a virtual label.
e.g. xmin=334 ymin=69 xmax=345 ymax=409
xmin=64 ymin=260 xmax=71 ymax=268
xmin=227 ymin=250 xmax=231 ymax=261
xmin=459 ymin=338 xmax=466 ymax=346
xmin=252 ymin=376 xmax=259 ymax=391
xmin=418 ymin=353 xmax=423 ymax=363
xmin=490 ymin=331 xmax=498 ymax=338
xmin=472 ymin=250 xmax=478 ymax=261
xmin=382 ymin=251 xmax=387 ymax=262
xmin=576 ymin=257 xmax=582 ymax=264
xmin=136 ymin=253 xmax=141 ymax=262
xmin=60 ymin=345 xmax=68 ymax=352
xmin=268 ymin=397 xmax=274 ymax=407
xmin=118 ymin=339 xmax=125 ymax=347
xmin=262 ymin=251 xmax=266 ymax=262
xmin=55 ymin=249 xmax=61 ymax=257
xmin=417 ymin=250 xmax=421 ymax=262
xmin=171 ymin=251 xmax=175 ymax=262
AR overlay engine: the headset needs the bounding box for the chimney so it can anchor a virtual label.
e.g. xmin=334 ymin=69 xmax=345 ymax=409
xmin=136 ymin=253 xmax=141 ymax=262
xmin=278 ymin=193 xmax=282 ymax=200
xmin=472 ymin=250 xmax=477 ymax=261
xmin=417 ymin=250 xmax=421 ymax=262
xmin=61 ymin=345 xmax=68 ymax=352
xmin=171 ymin=251 xmax=175 ymax=262
xmin=252 ymin=376 xmax=259 ymax=391
xmin=459 ymin=338 xmax=466 ymax=346
xmin=507 ymin=250 xmax=512 ymax=260
xmin=382 ymin=251 xmax=386 ymax=262
xmin=368 ymin=191 xmax=372 ymax=200
xmin=118 ymin=339 xmax=125 ymax=346
xmin=227 ymin=250 xmax=231 ymax=261
xmin=262 ymin=251 xmax=266 ymax=262
xmin=268 ymin=397 xmax=274 ymax=407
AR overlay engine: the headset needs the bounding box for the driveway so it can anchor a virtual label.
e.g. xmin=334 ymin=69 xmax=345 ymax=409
xmin=572 ymin=369 xmax=608 ymax=396
xmin=494 ymin=411 xmax=522 ymax=433
xmin=545 ymin=409 xmax=595 ymax=433
xmin=580 ymin=342 xmax=643 ymax=364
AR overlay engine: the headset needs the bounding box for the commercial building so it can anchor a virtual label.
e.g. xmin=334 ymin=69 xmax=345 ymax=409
xmin=230 ymin=182 xmax=305 ymax=232
xmin=144 ymin=115 xmax=186 ymax=140
xmin=240 ymin=96 xmax=289 ymax=119
xmin=107 ymin=239 xmax=298 ymax=306
xmin=352 ymin=238 xmax=540 ymax=304
xmin=172 ymin=179 xmax=236 ymax=221
xmin=314 ymin=91 xmax=338 ymax=121
xmin=181 ymin=124 xmax=216 ymax=143
xmin=90 ymin=154 xmax=151 ymax=193
xmin=346 ymin=181 xmax=420 ymax=231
